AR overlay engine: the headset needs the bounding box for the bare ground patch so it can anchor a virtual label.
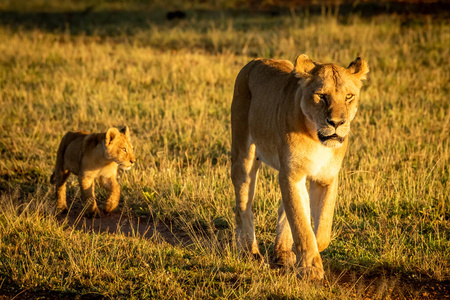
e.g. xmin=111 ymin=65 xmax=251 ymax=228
xmin=55 ymin=207 xmax=192 ymax=247
xmin=325 ymin=269 xmax=450 ymax=300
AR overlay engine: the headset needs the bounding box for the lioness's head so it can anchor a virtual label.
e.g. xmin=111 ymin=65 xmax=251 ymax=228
xmin=104 ymin=126 xmax=136 ymax=170
xmin=295 ymin=55 xmax=369 ymax=148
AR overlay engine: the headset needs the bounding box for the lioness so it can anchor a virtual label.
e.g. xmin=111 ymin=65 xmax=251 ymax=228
xmin=50 ymin=126 xmax=136 ymax=216
xmin=231 ymin=55 xmax=369 ymax=279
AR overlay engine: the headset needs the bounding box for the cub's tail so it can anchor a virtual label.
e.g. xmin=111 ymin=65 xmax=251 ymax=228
xmin=50 ymin=132 xmax=72 ymax=184
xmin=50 ymin=173 xmax=56 ymax=184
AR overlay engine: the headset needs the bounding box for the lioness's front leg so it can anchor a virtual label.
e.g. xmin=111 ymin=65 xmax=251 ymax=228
xmin=232 ymin=143 xmax=263 ymax=260
xmin=278 ymin=172 xmax=324 ymax=280
xmin=79 ymin=174 xmax=100 ymax=216
xmin=310 ymin=178 xmax=338 ymax=252
xmin=102 ymin=176 xmax=120 ymax=214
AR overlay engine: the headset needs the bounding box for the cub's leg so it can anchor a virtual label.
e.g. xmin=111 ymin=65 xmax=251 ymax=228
xmin=231 ymin=141 xmax=262 ymax=260
xmin=52 ymin=170 xmax=70 ymax=211
xmin=101 ymin=176 xmax=120 ymax=214
xmin=78 ymin=174 xmax=100 ymax=216
xmin=274 ymin=202 xmax=296 ymax=267
xmin=310 ymin=178 xmax=338 ymax=252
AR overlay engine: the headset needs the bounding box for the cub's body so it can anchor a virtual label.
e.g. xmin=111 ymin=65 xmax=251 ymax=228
xmin=51 ymin=127 xmax=135 ymax=216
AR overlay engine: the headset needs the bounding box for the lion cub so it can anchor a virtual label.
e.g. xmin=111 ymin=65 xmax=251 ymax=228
xmin=50 ymin=126 xmax=135 ymax=216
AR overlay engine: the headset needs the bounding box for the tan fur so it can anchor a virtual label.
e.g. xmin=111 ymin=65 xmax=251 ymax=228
xmin=50 ymin=126 xmax=136 ymax=216
xmin=231 ymin=55 xmax=369 ymax=279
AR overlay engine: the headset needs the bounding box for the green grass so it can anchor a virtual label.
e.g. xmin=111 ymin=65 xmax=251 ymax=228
xmin=0 ymin=2 xmax=449 ymax=299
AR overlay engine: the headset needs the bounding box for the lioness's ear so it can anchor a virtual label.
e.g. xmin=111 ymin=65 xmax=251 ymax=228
xmin=105 ymin=128 xmax=120 ymax=145
xmin=347 ymin=57 xmax=369 ymax=81
xmin=120 ymin=126 xmax=130 ymax=138
xmin=294 ymin=54 xmax=316 ymax=79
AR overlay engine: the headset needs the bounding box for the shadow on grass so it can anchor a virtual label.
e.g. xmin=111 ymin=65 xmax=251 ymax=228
xmin=0 ymin=279 xmax=104 ymax=300
xmin=325 ymin=266 xmax=450 ymax=299
xmin=55 ymin=204 xmax=193 ymax=246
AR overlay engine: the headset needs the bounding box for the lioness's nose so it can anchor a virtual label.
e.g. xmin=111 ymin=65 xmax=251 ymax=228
xmin=326 ymin=118 xmax=345 ymax=128
xmin=130 ymin=159 xmax=135 ymax=164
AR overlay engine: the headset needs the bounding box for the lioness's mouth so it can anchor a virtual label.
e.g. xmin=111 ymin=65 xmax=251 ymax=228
xmin=119 ymin=164 xmax=133 ymax=170
xmin=318 ymin=132 xmax=345 ymax=143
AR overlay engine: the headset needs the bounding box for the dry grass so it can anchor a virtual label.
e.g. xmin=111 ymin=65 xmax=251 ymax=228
xmin=0 ymin=2 xmax=449 ymax=299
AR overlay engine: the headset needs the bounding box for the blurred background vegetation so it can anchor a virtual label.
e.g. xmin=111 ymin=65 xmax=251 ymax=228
xmin=0 ymin=0 xmax=448 ymax=299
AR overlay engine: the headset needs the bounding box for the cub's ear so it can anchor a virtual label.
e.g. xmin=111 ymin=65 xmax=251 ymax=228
xmin=294 ymin=54 xmax=316 ymax=79
xmin=347 ymin=57 xmax=369 ymax=81
xmin=120 ymin=125 xmax=130 ymax=138
xmin=105 ymin=128 xmax=120 ymax=145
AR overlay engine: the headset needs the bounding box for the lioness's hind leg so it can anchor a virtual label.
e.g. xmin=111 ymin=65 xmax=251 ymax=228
xmin=101 ymin=176 xmax=120 ymax=214
xmin=274 ymin=202 xmax=296 ymax=267
xmin=232 ymin=142 xmax=262 ymax=259
xmin=231 ymin=65 xmax=264 ymax=260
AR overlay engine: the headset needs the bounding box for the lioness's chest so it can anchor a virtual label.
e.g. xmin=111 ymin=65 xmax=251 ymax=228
xmin=301 ymin=146 xmax=342 ymax=182
xmin=253 ymin=136 xmax=342 ymax=183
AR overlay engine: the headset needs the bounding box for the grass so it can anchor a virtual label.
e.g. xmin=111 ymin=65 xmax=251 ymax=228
xmin=0 ymin=1 xmax=449 ymax=299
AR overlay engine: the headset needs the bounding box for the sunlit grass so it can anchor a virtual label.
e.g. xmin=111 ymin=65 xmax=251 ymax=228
xmin=0 ymin=5 xmax=448 ymax=299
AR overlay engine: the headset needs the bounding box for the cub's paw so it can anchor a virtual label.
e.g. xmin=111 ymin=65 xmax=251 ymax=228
xmin=252 ymin=252 xmax=265 ymax=264
xmin=55 ymin=207 xmax=68 ymax=215
xmin=85 ymin=208 xmax=102 ymax=218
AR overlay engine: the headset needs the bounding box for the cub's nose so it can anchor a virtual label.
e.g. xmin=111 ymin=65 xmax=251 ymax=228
xmin=326 ymin=118 xmax=345 ymax=128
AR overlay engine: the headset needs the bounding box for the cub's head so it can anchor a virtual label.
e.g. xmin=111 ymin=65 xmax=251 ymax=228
xmin=104 ymin=126 xmax=136 ymax=170
xmin=295 ymin=54 xmax=369 ymax=148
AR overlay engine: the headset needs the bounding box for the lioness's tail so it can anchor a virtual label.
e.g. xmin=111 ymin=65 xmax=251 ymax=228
xmin=231 ymin=60 xmax=256 ymax=162
xmin=50 ymin=132 xmax=71 ymax=184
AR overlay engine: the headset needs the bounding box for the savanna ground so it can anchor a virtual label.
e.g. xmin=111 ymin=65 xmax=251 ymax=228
xmin=0 ymin=0 xmax=449 ymax=299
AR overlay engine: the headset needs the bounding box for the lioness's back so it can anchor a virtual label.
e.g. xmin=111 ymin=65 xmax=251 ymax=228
xmin=239 ymin=59 xmax=294 ymax=88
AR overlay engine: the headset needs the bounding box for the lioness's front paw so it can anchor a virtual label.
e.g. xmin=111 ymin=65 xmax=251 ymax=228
xmin=297 ymin=253 xmax=324 ymax=280
xmin=273 ymin=250 xmax=296 ymax=268
xmin=299 ymin=265 xmax=324 ymax=281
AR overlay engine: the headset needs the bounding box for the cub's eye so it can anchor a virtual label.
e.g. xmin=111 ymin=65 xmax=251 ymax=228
xmin=346 ymin=94 xmax=355 ymax=101
xmin=122 ymin=148 xmax=127 ymax=153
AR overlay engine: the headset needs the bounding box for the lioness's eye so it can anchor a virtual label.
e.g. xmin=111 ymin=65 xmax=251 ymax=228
xmin=346 ymin=94 xmax=355 ymax=101
xmin=316 ymin=93 xmax=327 ymax=103
xmin=122 ymin=148 xmax=127 ymax=153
